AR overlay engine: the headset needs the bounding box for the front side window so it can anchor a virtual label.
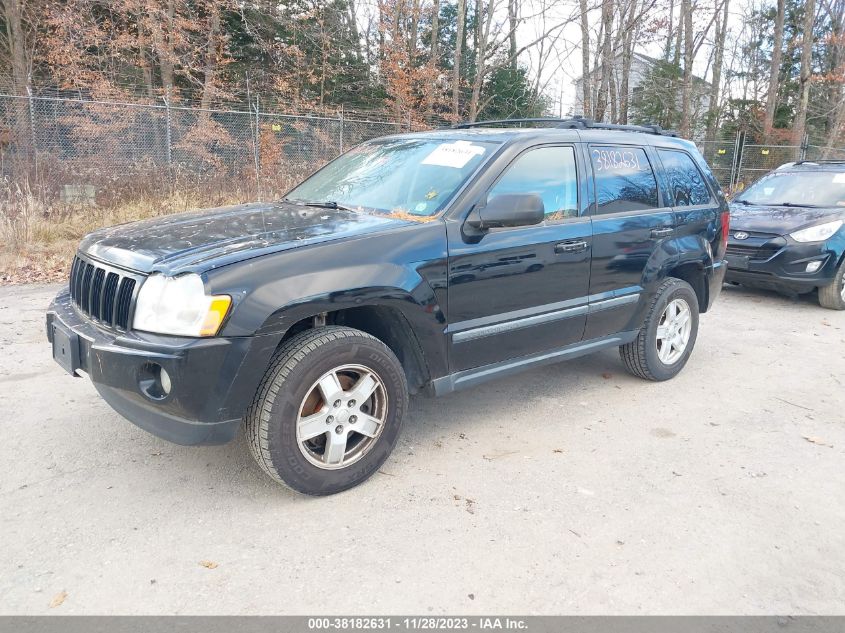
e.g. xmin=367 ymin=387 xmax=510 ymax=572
xmin=287 ymin=138 xmax=496 ymax=217
xmin=590 ymin=145 xmax=659 ymax=214
xmin=658 ymin=149 xmax=712 ymax=206
xmin=487 ymin=146 xmax=579 ymax=221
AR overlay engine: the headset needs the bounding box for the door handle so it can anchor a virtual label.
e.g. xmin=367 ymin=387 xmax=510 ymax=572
xmin=650 ymin=227 xmax=674 ymax=238
xmin=555 ymin=240 xmax=589 ymax=254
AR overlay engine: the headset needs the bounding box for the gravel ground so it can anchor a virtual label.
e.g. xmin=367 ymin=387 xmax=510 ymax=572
xmin=0 ymin=283 xmax=843 ymax=615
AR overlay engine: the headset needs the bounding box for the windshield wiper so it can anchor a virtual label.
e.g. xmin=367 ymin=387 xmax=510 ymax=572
xmin=733 ymin=199 xmax=752 ymax=205
xmin=773 ymin=202 xmax=820 ymax=208
xmin=284 ymin=198 xmax=353 ymax=211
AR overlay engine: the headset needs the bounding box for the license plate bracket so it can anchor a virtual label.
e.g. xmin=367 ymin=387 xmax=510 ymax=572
xmin=726 ymin=254 xmax=749 ymax=270
xmin=52 ymin=321 xmax=81 ymax=376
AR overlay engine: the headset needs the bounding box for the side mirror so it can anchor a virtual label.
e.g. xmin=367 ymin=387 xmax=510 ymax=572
xmin=468 ymin=193 xmax=545 ymax=230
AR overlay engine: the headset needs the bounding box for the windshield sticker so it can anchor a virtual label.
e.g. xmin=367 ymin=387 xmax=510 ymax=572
xmin=422 ymin=141 xmax=486 ymax=168
xmin=833 ymin=173 xmax=845 ymax=184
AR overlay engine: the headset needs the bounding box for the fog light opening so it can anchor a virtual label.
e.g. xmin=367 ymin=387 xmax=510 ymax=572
xmin=806 ymin=261 xmax=823 ymax=273
xmin=139 ymin=363 xmax=172 ymax=400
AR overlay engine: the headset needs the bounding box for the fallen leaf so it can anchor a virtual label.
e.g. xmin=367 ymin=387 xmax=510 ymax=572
xmin=199 ymin=560 xmax=218 ymax=569
xmin=468 ymin=593 xmax=475 ymax=600
xmin=465 ymin=498 xmax=476 ymax=514
xmin=49 ymin=591 xmax=67 ymax=608
xmin=802 ymin=435 xmax=833 ymax=448
xmin=601 ymin=372 xmax=612 ymax=379
xmin=553 ymin=449 xmax=563 ymax=454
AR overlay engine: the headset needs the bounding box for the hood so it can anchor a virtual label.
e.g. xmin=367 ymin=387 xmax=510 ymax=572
xmin=79 ymin=201 xmax=416 ymax=274
xmin=729 ymin=203 xmax=845 ymax=235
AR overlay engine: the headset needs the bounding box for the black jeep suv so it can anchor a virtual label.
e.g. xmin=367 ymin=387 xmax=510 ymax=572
xmin=47 ymin=118 xmax=729 ymax=495
xmin=726 ymin=160 xmax=845 ymax=309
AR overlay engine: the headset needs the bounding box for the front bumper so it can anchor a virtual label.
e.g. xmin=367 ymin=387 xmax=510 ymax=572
xmin=47 ymin=288 xmax=281 ymax=445
xmin=724 ymin=238 xmax=842 ymax=293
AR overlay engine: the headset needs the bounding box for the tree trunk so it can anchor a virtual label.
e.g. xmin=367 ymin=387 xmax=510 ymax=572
xmin=579 ymin=0 xmax=592 ymax=117
xmin=507 ymin=0 xmax=518 ymax=71
xmin=452 ymin=0 xmax=466 ymax=118
xmin=705 ymin=0 xmax=729 ymax=142
xmin=200 ymin=8 xmax=221 ymax=112
xmin=679 ymin=0 xmax=693 ymax=137
xmin=595 ymin=0 xmax=614 ymax=122
xmin=793 ymin=0 xmax=816 ymax=148
xmin=763 ymin=0 xmax=785 ymax=140
xmin=665 ymin=0 xmax=674 ymax=60
xmin=619 ymin=0 xmax=639 ymax=124
xmin=430 ymin=0 xmax=440 ymax=61
xmin=1 ymin=0 xmax=32 ymax=146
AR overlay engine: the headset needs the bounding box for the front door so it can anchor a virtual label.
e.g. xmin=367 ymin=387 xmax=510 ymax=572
xmin=584 ymin=144 xmax=675 ymax=340
xmin=446 ymin=144 xmax=593 ymax=372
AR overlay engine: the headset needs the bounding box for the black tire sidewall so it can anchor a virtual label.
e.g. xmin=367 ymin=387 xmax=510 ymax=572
xmin=267 ymin=337 xmax=407 ymax=495
xmin=642 ymin=281 xmax=700 ymax=380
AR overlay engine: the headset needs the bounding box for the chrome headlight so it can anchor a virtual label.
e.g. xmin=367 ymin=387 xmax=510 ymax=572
xmin=133 ymin=273 xmax=231 ymax=337
xmin=790 ymin=220 xmax=843 ymax=243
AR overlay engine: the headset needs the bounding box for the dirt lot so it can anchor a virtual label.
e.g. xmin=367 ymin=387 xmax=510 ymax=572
xmin=0 ymin=283 xmax=843 ymax=615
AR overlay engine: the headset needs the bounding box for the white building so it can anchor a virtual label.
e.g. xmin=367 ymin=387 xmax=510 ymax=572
xmin=572 ymin=52 xmax=711 ymax=136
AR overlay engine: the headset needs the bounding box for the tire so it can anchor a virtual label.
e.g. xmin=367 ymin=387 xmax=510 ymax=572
xmin=818 ymin=257 xmax=845 ymax=310
xmin=244 ymin=326 xmax=408 ymax=495
xmin=619 ymin=277 xmax=700 ymax=381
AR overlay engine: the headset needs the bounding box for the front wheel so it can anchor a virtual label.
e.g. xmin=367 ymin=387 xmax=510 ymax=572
xmin=818 ymin=257 xmax=845 ymax=310
xmin=244 ymin=326 xmax=408 ymax=495
xmin=620 ymin=278 xmax=700 ymax=381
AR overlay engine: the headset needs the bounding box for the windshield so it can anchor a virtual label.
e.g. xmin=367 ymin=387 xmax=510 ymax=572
xmin=286 ymin=138 xmax=497 ymax=217
xmin=735 ymin=170 xmax=845 ymax=207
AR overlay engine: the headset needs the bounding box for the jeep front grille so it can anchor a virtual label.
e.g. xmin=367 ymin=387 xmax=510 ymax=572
xmin=69 ymin=254 xmax=143 ymax=330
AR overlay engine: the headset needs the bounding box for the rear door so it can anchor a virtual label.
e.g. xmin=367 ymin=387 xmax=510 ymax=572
xmin=446 ymin=143 xmax=592 ymax=372
xmin=584 ymin=143 xmax=675 ymax=340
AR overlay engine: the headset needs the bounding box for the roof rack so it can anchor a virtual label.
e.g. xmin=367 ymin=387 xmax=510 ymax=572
xmin=450 ymin=115 xmax=679 ymax=137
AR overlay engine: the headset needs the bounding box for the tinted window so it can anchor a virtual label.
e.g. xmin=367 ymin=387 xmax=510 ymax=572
xmin=590 ymin=146 xmax=659 ymax=214
xmin=489 ymin=146 xmax=579 ymax=221
xmin=658 ymin=149 xmax=711 ymax=206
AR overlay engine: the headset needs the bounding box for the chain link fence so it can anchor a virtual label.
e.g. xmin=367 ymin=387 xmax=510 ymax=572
xmin=0 ymin=92 xmax=417 ymax=209
xmin=697 ymin=134 xmax=845 ymax=193
xmin=4 ymin=90 xmax=845 ymax=210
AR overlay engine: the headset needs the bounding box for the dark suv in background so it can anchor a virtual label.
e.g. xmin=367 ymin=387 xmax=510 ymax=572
xmin=47 ymin=118 xmax=729 ymax=495
xmin=727 ymin=160 xmax=845 ymax=309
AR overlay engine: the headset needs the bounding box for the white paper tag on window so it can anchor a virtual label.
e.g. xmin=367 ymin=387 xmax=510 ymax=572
xmin=832 ymin=173 xmax=845 ymax=184
xmin=422 ymin=141 xmax=486 ymax=168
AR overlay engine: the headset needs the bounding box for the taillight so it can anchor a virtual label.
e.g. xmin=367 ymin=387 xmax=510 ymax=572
xmin=719 ymin=210 xmax=730 ymax=252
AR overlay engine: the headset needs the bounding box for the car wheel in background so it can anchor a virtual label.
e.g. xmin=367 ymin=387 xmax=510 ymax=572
xmin=244 ymin=326 xmax=408 ymax=495
xmin=619 ymin=277 xmax=700 ymax=381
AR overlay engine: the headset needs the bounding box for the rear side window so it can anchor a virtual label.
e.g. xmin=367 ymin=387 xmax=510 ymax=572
xmin=488 ymin=145 xmax=579 ymax=221
xmin=590 ymin=146 xmax=659 ymax=214
xmin=658 ymin=149 xmax=712 ymax=206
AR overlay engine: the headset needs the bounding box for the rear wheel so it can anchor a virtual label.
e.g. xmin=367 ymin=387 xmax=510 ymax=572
xmin=620 ymin=278 xmax=700 ymax=381
xmin=244 ymin=326 xmax=408 ymax=495
xmin=818 ymin=257 xmax=845 ymax=310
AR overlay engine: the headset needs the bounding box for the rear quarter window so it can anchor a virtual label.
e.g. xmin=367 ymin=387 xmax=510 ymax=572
xmin=658 ymin=149 xmax=712 ymax=206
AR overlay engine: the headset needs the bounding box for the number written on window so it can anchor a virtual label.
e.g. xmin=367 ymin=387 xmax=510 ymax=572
xmin=590 ymin=146 xmax=658 ymax=214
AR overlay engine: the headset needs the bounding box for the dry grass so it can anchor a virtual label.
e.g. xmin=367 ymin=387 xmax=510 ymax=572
xmin=0 ymin=184 xmax=244 ymax=285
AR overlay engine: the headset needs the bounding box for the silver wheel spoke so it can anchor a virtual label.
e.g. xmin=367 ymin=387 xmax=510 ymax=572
xmin=317 ymin=372 xmax=343 ymax=402
xmin=323 ymin=431 xmax=348 ymax=465
xmin=299 ymin=411 xmax=329 ymax=441
xmin=354 ymin=413 xmax=382 ymax=438
xmin=348 ymin=372 xmax=378 ymax=403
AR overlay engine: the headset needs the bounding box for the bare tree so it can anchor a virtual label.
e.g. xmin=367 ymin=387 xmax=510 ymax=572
xmin=793 ymin=0 xmax=817 ymax=147
xmin=579 ymin=0 xmax=593 ymax=116
xmin=679 ymin=0 xmax=693 ymax=136
xmin=763 ymin=0 xmax=785 ymax=140
xmin=453 ymin=0 xmax=466 ymax=118
xmin=595 ymin=0 xmax=614 ymax=121
xmin=705 ymin=0 xmax=729 ymax=141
